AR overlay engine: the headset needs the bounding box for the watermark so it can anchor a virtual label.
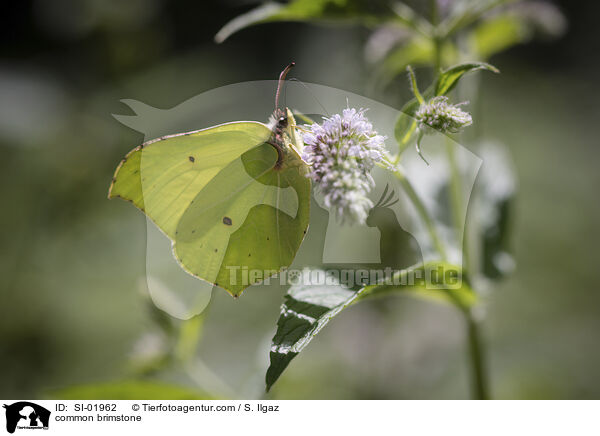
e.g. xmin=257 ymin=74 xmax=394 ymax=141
xmin=226 ymin=264 xmax=462 ymax=289
xmin=112 ymin=79 xmax=481 ymax=318
xmin=3 ymin=402 xmax=50 ymax=434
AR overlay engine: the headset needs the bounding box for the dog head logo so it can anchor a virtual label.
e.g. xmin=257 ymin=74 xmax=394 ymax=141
xmin=3 ymin=402 xmax=50 ymax=434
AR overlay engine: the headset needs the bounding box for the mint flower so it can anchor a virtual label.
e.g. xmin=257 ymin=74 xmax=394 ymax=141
xmin=406 ymin=66 xmax=473 ymax=164
xmin=302 ymin=108 xmax=386 ymax=225
xmin=415 ymin=96 xmax=472 ymax=135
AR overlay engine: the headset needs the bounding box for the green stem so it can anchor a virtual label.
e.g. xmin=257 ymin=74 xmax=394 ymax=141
xmin=467 ymin=310 xmax=489 ymax=399
xmin=431 ymin=0 xmax=442 ymax=74
xmin=175 ymin=315 xmax=204 ymax=364
xmin=393 ymin=164 xmax=490 ymax=399
xmin=445 ymin=138 xmax=470 ymax=270
xmin=394 ymin=168 xmax=447 ymax=261
xmin=444 ymin=137 xmax=487 ymax=399
xmin=421 ymin=0 xmax=490 ymax=401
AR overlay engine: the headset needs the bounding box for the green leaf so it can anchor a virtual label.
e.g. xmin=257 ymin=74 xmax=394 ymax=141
xmin=469 ymin=14 xmax=531 ymax=60
xmin=356 ymin=264 xmax=476 ymax=308
xmin=394 ymin=62 xmax=498 ymax=154
xmin=440 ymin=0 xmax=518 ymax=38
xmin=474 ymin=143 xmax=516 ymax=280
xmin=469 ymin=4 xmax=566 ymax=60
xmin=215 ymin=3 xmax=284 ymax=44
xmin=393 ymin=98 xmax=421 ymax=154
xmin=378 ymin=36 xmax=462 ymax=86
xmin=434 ymin=62 xmax=499 ymax=96
xmin=109 ymin=119 xmax=310 ymax=297
xmin=390 ymin=2 xmax=433 ymax=37
xmin=266 ymin=262 xmax=475 ymax=390
xmin=380 ymin=37 xmax=434 ymax=86
xmin=266 ymin=278 xmax=356 ymax=391
xmin=441 ymin=0 xmax=565 ymax=49
xmin=48 ymin=380 xmax=212 ymax=400
xmin=216 ymin=0 xmax=396 ymax=43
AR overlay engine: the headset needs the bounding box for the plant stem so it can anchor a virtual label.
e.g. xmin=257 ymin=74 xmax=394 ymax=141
xmin=444 ymin=137 xmax=488 ymax=399
xmin=444 ymin=138 xmax=470 ymax=271
xmin=175 ymin=315 xmax=204 ymax=364
xmin=430 ymin=0 xmax=490 ymax=401
xmin=431 ymin=0 xmax=442 ymax=73
xmin=393 ymin=168 xmax=447 ymax=260
xmin=394 ymin=164 xmax=490 ymax=399
xmin=466 ymin=310 xmax=489 ymax=399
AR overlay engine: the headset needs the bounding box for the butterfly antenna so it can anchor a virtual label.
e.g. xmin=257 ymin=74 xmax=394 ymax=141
xmin=275 ymin=62 xmax=295 ymax=111
xmin=288 ymin=78 xmax=330 ymax=117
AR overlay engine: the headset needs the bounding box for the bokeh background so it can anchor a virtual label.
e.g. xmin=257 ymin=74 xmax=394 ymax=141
xmin=1 ymin=0 xmax=599 ymax=399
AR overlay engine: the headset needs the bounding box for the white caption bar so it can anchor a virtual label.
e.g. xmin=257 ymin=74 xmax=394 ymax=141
xmin=2 ymin=400 xmax=599 ymax=436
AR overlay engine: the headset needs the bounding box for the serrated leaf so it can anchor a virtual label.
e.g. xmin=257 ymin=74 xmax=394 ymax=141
xmin=266 ymin=263 xmax=475 ymax=390
xmin=266 ymin=277 xmax=357 ymax=391
xmin=48 ymin=380 xmax=212 ymax=400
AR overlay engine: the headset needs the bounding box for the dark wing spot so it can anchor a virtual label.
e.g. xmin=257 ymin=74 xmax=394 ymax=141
xmin=214 ymin=248 xmax=218 ymax=253
xmin=188 ymin=156 xmax=195 ymax=162
xmin=223 ymin=216 xmax=232 ymax=226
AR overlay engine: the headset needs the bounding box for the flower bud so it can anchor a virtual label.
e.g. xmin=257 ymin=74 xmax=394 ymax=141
xmin=415 ymin=96 xmax=472 ymax=135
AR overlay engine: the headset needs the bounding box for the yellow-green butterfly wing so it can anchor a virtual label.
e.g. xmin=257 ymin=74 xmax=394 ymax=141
xmin=109 ymin=120 xmax=310 ymax=297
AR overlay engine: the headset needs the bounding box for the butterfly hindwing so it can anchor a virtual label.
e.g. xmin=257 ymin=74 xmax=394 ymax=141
xmin=109 ymin=120 xmax=310 ymax=297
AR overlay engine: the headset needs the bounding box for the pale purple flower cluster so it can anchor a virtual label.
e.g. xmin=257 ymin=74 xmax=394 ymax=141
xmin=302 ymin=108 xmax=386 ymax=225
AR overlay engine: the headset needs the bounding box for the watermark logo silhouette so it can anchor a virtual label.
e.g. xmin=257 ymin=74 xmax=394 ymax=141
xmin=112 ymin=80 xmax=481 ymax=318
xmin=3 ymin=402 xmax=50 ymax=433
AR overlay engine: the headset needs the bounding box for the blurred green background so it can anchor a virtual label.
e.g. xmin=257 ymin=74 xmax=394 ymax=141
xmin=1 ymin=0 xmax=599 ymax=399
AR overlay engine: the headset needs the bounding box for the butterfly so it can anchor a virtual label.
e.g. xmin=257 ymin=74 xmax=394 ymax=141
xmin=108 ymin=63 xmax=310 ymax=297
